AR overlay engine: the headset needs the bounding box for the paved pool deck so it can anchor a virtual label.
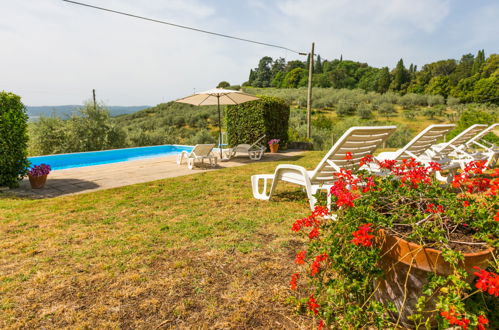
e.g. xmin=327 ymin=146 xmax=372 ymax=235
xmin=3 ymin=150 xmax=304 ymax=199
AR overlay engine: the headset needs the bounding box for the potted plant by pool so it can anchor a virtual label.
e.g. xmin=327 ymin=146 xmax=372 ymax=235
xmin=268 ymin=138 xmax=280 ymax=153
xmin=290 ymin=157 xmax=498 ymax=329
xmin=27 ymin=164 xmax=51 ymax=189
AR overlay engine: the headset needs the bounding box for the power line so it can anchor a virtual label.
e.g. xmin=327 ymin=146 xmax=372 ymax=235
xmin=62 ymin=0 xmax=305 ymax=55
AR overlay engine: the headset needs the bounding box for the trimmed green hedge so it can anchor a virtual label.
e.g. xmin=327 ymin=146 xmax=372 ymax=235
xmin=0 ymin=91 xmax=29 ymax=188
xmin=226 ymin=95 xmax=290 ymax=148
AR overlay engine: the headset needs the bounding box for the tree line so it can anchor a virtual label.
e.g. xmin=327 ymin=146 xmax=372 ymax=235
xmin=244 ymin=50 xmax=498 ymax=104
xmin=28 ymin=102 xmax=219 ymax=156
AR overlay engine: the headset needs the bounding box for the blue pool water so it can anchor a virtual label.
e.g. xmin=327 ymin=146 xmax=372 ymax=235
xmin=28 ymin=145 xmax=194 ymax=170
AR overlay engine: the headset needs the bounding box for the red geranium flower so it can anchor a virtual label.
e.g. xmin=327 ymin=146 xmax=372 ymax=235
xmin=308 ymin=295 xmax=320 ymax=315
xmin=343 ymin=152 xmax=353 ymax=160
xmin=477 ymin=315 xmax=489 ymax=330
xmin=290 ymin=273 xmax=299 ymax=291
xmin=295 ymin=251 xmax=306 ymax=264
xmin=351 ymin=223 xmax=374 ymax=247
xmin=474 ymin=267 xmax=499 ymax=296
xmin=311 ymin=253 xmax=328 ymax=276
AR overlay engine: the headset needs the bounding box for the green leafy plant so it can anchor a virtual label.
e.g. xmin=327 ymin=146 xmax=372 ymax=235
xmin=0 ymin=91 xmax=29 ymax=188
xmin=290 ymin=157 xmax=498 ymax=329
xmin=27 ymin=164 xmax=51 ymax=177
xmin=226 ymin=95 xmax=289 ymax=147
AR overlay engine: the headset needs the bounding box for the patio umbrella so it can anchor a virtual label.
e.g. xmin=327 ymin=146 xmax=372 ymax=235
xmin=175 ymin=88 xmax=259 ymax=159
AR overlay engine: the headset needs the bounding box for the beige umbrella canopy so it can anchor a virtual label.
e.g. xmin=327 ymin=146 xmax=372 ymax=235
xmin=175 ymin=88 xmax=259 ymax=158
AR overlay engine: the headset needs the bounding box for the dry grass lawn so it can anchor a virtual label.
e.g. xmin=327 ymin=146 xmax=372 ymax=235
xmin=0 ymin=152 xmax=327 ymax=329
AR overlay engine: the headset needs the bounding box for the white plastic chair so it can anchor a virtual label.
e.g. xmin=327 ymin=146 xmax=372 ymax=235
xmin=224 ymin=135 xmax=266 ymax=161
xmin=375 ymin=124 xmax=455 ymax=162
xmin=176 ymin=144 xmax=217 ymax=170
xmin=371 ymin=124 xmax=458 ymax=182
xmin=251 ymin=126 xmax=396 ymax=210
xmin=425 ymin=124 xmax=489 ymax=169
xmin=464 ymin=123 xmax=499 ymax=167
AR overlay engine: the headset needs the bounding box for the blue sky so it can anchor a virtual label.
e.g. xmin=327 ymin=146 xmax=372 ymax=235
xmin=0 ymin=0 xmax=497 ymax=105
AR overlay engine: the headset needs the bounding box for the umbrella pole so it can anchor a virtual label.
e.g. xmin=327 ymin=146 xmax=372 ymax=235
xmin=217 ymin=96 xmax=222 ymax=160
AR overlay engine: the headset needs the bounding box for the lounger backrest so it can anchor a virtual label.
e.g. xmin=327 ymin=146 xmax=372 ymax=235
xmin=191 ymin=144 xmax=215 ymax=157
xmin=436 ymin=124 xmax=487 ymax=157
xmin=250 ymin=135 xmax=266 ymax=148
xmin=465 ymin=123 xmax=499 ymax=146
xmin=395 ymin=124 xmax=455 ymax=160
xmin=310 ymin=126 xmax=396 ymax=184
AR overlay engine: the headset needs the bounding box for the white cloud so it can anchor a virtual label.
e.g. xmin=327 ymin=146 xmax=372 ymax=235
xmin=277 ymin=0 xmax=450 ymax=32
xmin=273 ymin=0 xmax=452 ymax=66
xmin=0 ymin=0 xmax=496 ymax=106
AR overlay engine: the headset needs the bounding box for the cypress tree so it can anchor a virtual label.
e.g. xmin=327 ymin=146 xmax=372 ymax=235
xmin=315 ymin=55 xmax=323 ymax=73
xmin=472 ymin=49 xmax=485 ymax=75
xmin=248 ymin=69 xmax=256 ymax=85
xmin=376 ymin=67 xmax=391 ymax=93
xmin=390 ymin=59 xmax=410 ymax=92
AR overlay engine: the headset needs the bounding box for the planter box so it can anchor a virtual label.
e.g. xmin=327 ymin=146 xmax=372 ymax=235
xmin=28 ymin=174 xmax=48 ymax=189
xmin=374 ymin=229 xmax=493 ymax=327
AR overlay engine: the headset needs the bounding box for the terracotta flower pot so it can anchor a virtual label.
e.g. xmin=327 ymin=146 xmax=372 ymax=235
xmin=28 ymin=174 xmax=48 ymax=189
xmin=269 ymin=144 xmax=279 ymax=153
xmin=374 ymin=229 xmax=493 ymax=327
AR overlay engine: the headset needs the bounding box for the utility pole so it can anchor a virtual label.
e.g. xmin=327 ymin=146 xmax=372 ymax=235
xmin=306 ymin=42 xmax=314 ymax=139
xmin=92 ymin=89 xmax=97 ymax=110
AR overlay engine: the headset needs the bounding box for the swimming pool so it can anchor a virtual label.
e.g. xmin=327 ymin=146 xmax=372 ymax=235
xmin=28 ymin=145 xmax=194 ymax=170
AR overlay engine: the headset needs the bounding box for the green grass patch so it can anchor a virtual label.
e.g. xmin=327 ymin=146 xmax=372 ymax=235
xmin=0 ymin=152 xmax=324 ymax=328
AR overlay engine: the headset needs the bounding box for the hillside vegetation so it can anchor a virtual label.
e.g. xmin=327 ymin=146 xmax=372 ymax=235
xmin=28 ymin=88 xmax=498 ymax=156
xmin=27 ymin=105 xmax=149 ymax=120
xmin=244 ymin=51 xmax=499 ymax=104
xmin=243 ymin=87 xmax=498 ymax=150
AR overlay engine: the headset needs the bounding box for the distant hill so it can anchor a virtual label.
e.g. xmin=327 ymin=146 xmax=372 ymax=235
xmin=26 ymin=105 xmax=150 ymax=120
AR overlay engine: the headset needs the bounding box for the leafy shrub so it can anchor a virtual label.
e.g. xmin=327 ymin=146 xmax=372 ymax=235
xmin=28 ymin=116 xmax=68 ymax=155
xmin=226 ymin=95 xmax=290 ymax=147
xmin=423 ymin=105 xmax=445 ymax=120
xmin=336 ymin=100 xmax=356 ymax=116
xmin=378 ymin=102 xmax=396 ymax=119
xmin=356 ymin=103 xmax=374 ymax=119
xmin=311 ymin=129 xmax=332 ymax=150
xmin=399 ymin=93 xmax=428 ymax=108
xmin=173 ymin=116 xmax=186 ymax=127
xmin=427 ymin=94 xmax=445 ymax=106
xmin=423 ymin=108 xmax=438 ymax=120
xmin=217 ymin=81 xmax=230 ymax=88
xmin=385 ymin=125 xmax=413 ymax=148
xmin=312 ymin=115 xmax=334 ymax=130
xmin=447 ymin=107 xmax=499 ymax=143
xmin=29 ymin=103 xmax=127 ymax=155
xmin=0 ymin=91 xmax=29 ymax=187
xmin=403 ymin=110 xmax=416 ymax=120
xmin=187 ymin=129 xmax=216 ymax=145
xmin=447 ymin=96 xmax=460 ymax=107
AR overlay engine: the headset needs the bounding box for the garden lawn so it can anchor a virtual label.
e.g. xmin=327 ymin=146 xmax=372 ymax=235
xmin=0 ymin=152 xmax=324 ymax=329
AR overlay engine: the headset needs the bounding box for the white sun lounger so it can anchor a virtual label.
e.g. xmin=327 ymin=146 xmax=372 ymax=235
xmin=372 ymin=124 xmax=457 ymax=182
xmin=251 ymin=126 xmax=396 ymax=210
xmin=223 ymin=135 xmax=266 ymax=161
xmin=464 ymin=123 xmax=499 ymax=167
xmin=176 ymin=144 xmax=217 ymax=170
xmin=425 ymin=124 xmax=489 ymax=169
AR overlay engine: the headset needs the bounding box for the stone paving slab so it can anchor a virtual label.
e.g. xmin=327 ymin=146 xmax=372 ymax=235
xmin=3 ymin=150 xmax=304 ymax=199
